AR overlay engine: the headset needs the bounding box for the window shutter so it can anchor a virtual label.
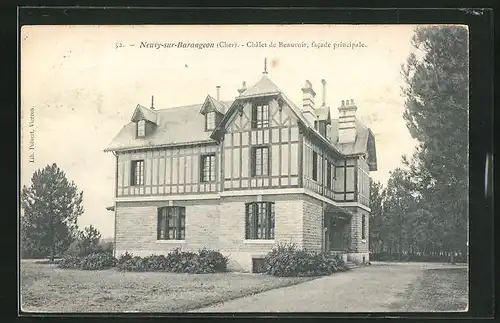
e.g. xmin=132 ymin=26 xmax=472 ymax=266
xmin=245 ymin=203 xmax=252 ymax=239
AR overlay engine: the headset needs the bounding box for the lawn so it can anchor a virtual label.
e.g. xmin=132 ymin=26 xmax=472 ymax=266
xmin=20 ymin=260 xmax=314 ymax=313
xmin=390 ymin=267 xmax=469 ymax=312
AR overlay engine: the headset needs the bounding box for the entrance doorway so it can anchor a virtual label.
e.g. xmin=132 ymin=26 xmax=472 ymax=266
xmin=324 ymin=215 xmax=349 ymax=252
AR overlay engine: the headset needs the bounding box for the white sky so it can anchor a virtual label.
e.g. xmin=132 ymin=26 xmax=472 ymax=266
xmin=21 ymin=24 xmax=419 ymax=238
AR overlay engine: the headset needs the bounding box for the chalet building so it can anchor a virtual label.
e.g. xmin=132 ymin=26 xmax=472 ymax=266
xmin=105 ymin=61 xmax=378 ymax=272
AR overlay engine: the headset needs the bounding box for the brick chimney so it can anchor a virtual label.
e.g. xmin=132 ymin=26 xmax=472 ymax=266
xmin=301 ymin=80 xmax=316 ymax=125
xmin=338 ymin=99 xmax=357 ymax=143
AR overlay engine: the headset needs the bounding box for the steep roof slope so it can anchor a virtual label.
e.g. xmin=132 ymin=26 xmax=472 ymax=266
xmin=105 ymin=101 xmax=233 ymax=152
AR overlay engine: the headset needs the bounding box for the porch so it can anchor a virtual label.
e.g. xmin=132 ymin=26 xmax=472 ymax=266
xmin=323 ymin=204 xmax=352 ymax=256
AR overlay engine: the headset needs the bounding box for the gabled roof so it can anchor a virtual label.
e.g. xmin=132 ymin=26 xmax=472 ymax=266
xmin=210 ymin=75 xmax=344 ymax=157
xmin=131 ymin=104 xmax=158 ymax=124
xmin=199 ymin=95 xmax=229 ymax=115
xmin=237 ymin=74 xmax=281 ymax=99
xmin=329 ymin=118 xmax=378 ymax=171
xmin=105 ymin=101 xmax=233 ymax=152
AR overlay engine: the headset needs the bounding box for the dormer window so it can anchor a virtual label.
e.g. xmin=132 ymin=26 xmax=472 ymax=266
xmin=251 ymin=103 xmax=269 ymax=129
xmin=206 ymin=112 xmax=216 ymax=131
xmin=137 ymin=120 xmax=146 ymax=137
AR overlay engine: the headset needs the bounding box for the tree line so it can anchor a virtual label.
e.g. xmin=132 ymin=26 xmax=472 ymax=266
xmin=369 ymin=25 xmax=468 ymax=263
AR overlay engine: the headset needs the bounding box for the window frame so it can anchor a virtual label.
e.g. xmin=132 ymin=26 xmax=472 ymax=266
xmin=130 ymin=160 xmax=144 ymax=186
xmin=251 ymin=103 xmax=270 ymax=129
xmin=157 ymin=206 xmax=186 ymax=241
xmin=200 ymin=153 xmax=216 ymax=183
xmin=137 ymin=119 xmax=146 ymax=137
xmin=327 ymin=162 xmax=332 ymax=189
xmin=312 ymin=151 xmax=318 ymax=181
xmin=251 ymin=145 xmax=270 ymax=177
xmin=245 ymin=202 xmax=275 ymax=240
xmin=205 ymin=111 xmax=216 ymax=131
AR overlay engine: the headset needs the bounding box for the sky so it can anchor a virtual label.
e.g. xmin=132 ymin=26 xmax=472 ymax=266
xmin=21 ymin=24 xmax=419 ymax=238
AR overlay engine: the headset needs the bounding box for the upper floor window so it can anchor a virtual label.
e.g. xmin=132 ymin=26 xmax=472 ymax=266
xmin=130 ymin=160 xmax=144 ymax=186
xmin=252 ymin=104 xmax=269 ymax=129
xmin=327 ymin=162 xmax=332 ymax=189
xmin=137 ymin=120 xmax=146 ymax=137
xmin=251 ymin=146 xmax=269 ymax=177
xmin=157 ymin=206 xmax=186 ymax=240
xmin=206 ymin=112 xmax=216 ymax=131
xmin=245 ymin=202 xmax=275 ymax=240
xmin=312 ymin=151 xmax=318 ymax=181
xmin=200 ymin=154 xmax=216 ymax=182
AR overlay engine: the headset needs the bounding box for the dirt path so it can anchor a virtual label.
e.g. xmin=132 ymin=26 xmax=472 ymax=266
xmin=191 ymin=262 xmax=466 ymax=312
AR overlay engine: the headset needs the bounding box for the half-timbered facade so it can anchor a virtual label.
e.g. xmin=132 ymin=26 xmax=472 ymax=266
xmin=105 ymin=62 xmax=378 ymax=271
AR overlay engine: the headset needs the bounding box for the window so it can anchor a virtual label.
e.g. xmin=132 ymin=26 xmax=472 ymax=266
xmin=206 ymin=112 xmax=216 ymax=131
xmin=252 ymin=104 xmax=269 ymax=129
xmin=327 ymin=162 xmax=332 ymax=189
xmin=157 ymin=207 xmax=186 ymax=240
xmin=200 ymin=154 xmax=216 ymax=182
xmin=130 ymin=160 xmax=144 ymax=186
xmin=137 ymin=120 xmax=146 ymax=137
xmin=245 ymin=202 xmax=275 ymax=240
xmin=312 ymin=151 xmax=318 ymax=181
xmin=361 ymin=215 xmax=366 ymax=240
xmin=251 ymin=146 xmax=269 ymax=177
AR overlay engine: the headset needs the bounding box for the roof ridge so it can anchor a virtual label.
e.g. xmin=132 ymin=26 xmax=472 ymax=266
xmin=153 ymin=99 xmax=235 ymax=113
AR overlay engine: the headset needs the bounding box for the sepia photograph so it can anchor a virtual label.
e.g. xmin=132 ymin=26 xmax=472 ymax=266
xmin=19 ymin=23 xmax=469 ymax=313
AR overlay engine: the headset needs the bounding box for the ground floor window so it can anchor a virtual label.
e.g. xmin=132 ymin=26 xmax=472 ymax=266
xmin=157 ymin=206 xmax=186 ymax=240
xmin=361 ymin=214 xmax=366 ymax=240
xmin=245 ymin=202 xmax=275 ymax=239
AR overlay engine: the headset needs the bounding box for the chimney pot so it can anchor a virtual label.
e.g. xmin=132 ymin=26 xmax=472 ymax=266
xmin=216 ymin=86 xmax=221 ymax=100
xmin=350 ymin=99 xmax=354 ymax=105
xmin=321 ymin=79 xmax=327 ymax=106
xmin=341 ymin=100 xmax=345 ymax=106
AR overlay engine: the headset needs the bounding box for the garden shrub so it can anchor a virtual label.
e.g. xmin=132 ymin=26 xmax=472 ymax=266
xmin=80 ymin=252 xmax=116 ymax=270
xmin=116 ymin=251 xmax=133 ymax=266
xmin=115 ymin=248 xmax=228 ymax=273
xmin=58 ymin=255 xmax=82 ymax=269
xmin=165 ymin=248 xmax=198 ymax=273
xmin=116 ymin=256 xmax=148 ymax=272
xmin=196 ymin=248 xmax=229 ymax=273
xmin=262 ymin=243 xmax=348 ymax=277
xmin=143 ymin=255 xmax=169 ymax=271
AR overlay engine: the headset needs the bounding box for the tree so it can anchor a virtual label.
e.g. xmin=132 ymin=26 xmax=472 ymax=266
xmin=21 ymin=163 xmax=84 ymax=261
xmin=401 ymin=26 xmax=468 ymax=262
xmin=368 ymin=179 xmax=385 ymax=253
xmin=383 ymin=168 xmax=419 ymax=258
xmin=77 ymin=225 xmax=102 ymax=256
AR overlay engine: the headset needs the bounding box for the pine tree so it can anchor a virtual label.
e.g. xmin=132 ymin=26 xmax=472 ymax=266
xmin=21 ymin=163 xmax=84 ymax=260
xmin=401 ymin=25 xmax=468 ymax=262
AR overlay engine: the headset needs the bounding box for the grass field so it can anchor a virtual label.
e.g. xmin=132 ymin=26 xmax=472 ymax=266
xmin=20 ymin=260 xmax=314 ymax=313
xmin=389 ymin=267 xmax=469 ymax=312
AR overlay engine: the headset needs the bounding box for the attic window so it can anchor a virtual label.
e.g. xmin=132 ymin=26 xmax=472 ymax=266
xmin=137 ymin=120 xmax=146 ymax=137
xmin=206 ymin=112 xmax=216 ymax=131
xmin=252 ymin=104 xmax=269 ymax=129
